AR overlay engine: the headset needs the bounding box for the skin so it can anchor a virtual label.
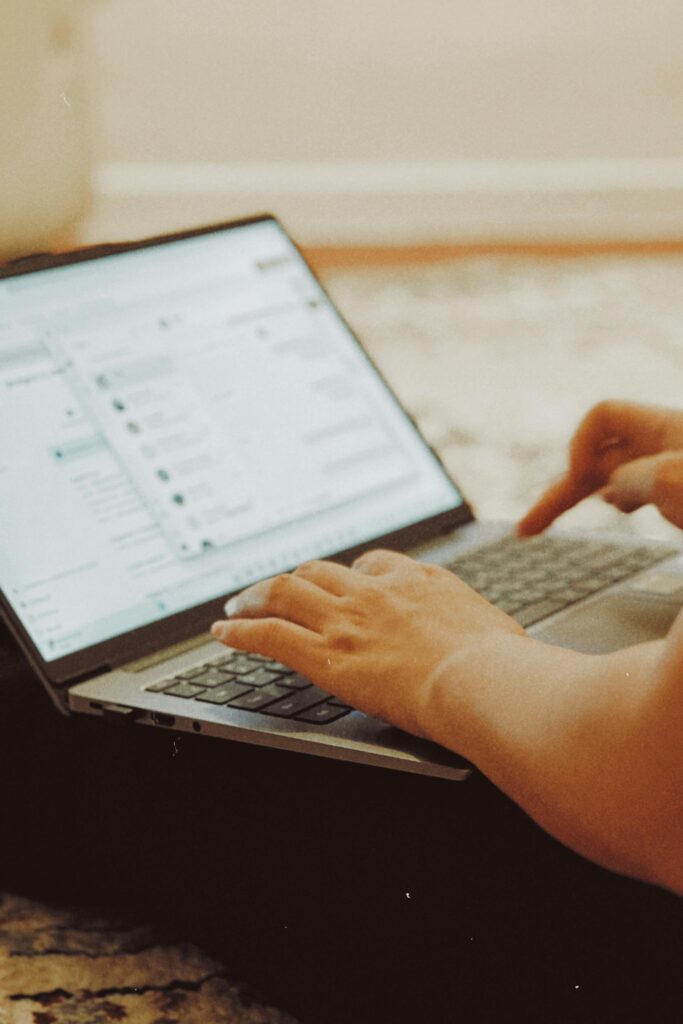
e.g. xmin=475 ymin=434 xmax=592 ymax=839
xmin=517 ymin=399 xmax=683 ymax=534
xmin=212 ymin=400 xmax=683 ymax=895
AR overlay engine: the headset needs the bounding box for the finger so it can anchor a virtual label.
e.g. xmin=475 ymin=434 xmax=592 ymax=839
xmin=603 ymin=452 xmax=666 ymax=511
xmin=598 ymin=485 xmax=642 ymax=514
xmin=352 ymin=548 xmax=410 ymax=576
xmin=572 ymin=401 xmax=667 ymax=475
xmin=224 ymin=574 xmax=336 ymax=631
xmin=516 ymin=474 xmax=597 ymax=536
xmin=293 ymin=559 xmax=361 ymax=596
xmin=645 ymin=452 xmax=683 ymax=529
xmin=211 ymin=617 xmax=325 ymax=676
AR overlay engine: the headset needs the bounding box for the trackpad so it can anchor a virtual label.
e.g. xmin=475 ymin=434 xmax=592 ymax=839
xmin=533 ymin=593 xmax=681 ymax=654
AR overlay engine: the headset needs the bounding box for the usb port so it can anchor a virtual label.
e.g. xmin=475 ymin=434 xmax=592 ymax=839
xmin=151 ymin=711 xmax=175 ymax=727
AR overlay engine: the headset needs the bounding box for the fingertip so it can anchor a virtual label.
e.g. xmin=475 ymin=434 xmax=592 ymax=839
xmin=515 ymin=509 xmax=544 ymax=537
xmin=211 ymin=621 xmax=228 ymax=641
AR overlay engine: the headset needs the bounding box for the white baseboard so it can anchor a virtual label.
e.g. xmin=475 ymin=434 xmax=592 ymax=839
xmin=88 ymin=158 xmax=683 ymax=245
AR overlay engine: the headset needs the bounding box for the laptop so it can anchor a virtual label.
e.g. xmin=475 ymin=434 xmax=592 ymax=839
xmin=1 ymin=214 xmax=682 ymax=783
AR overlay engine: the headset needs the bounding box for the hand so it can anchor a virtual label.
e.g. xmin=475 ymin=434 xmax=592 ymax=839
xmin=211 ymin=550 xmax=524 ymax=738
xmin=601 ymin=452 xmax=683 ymax=529
xmin=517 ymin=400 xmax=683 ymax=536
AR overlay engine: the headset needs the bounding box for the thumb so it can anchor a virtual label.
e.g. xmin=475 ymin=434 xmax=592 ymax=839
xmin=600 ymin=453 xmax=669 ymax=514
xmin=649 ymin=452 xmax=683 ymax=530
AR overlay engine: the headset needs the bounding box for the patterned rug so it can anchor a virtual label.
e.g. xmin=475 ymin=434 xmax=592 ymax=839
xmin=0 ymin=894 xmax=297 ymax=1023
xmin=324 ymin=253 xmax=683 ymax=541
xmin=2 ymin=253 xmax=682 ymax=1015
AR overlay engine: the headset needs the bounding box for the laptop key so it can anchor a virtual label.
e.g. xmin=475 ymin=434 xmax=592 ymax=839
xmin=163 ymin=681 xmax=207 ymax=699
xmin=218 ymin=655 xmax=262 ymax=674
xmin=263 ymin=659 xmax=295 ymax=675
xmin=276 ymin=673 xmax=314 ymax=690
xmin=195 ymin=680 xmax=253 ymax=705
xmin=228 ymin=683 xmax=293 ymax=711
xmin=209 ymin=653 xmax=239 ymax=667
xmin=261 ymin=686 xmax=331 ymax=718
xmin=176 ymin=664 xmax=213 ymax=680
xmin=295 ymin=703 xmax=352 ymax=724
xmin=240 ymin=667 xmax=285 ymax=688
xmin=326 ymin=695 xmax=354 ymax=709
xmin=145 ymin=676 xmax=177 ymax=692
xmin=190 ymin=668 xmax=238 ymax=688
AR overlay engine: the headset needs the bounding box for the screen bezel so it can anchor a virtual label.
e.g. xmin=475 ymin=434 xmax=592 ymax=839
xmin=0 ymin=214 xmax=474 ymax=685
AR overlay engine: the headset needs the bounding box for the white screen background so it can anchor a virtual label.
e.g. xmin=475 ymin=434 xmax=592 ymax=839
xmin=0 ymin=222 xmax=462 ymax=660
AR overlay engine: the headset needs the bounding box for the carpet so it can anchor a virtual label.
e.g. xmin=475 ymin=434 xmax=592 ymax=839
xmin=0 ymin=894 xmax=297 ymax=1023
xmin=2 ymin=253 xmax=682 ymax=1015
xmin=324 ymin=253 xmax=683 ymax=540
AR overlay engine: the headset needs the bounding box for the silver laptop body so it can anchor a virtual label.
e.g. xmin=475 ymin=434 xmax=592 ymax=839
xmin=1 ymin=216 xmax=681 ymax=783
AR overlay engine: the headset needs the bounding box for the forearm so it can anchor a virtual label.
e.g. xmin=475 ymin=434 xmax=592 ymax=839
xmin=423 ymin=634 xmax=683 ymax=892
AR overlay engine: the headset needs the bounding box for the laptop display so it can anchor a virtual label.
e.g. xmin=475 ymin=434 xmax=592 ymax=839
xmin=0 ymin=218 xmax=463 ymax=663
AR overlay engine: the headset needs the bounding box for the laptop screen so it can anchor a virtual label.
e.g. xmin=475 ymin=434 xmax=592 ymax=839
xmin=0 ymin=218 xmax=463 ymax=662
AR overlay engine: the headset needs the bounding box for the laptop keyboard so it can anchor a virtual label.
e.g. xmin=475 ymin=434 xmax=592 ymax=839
xmin=145 ymin=651 xmax=354 ymax=725
xmin=144 ymin=536 xmax=678 ymax=724
xmin=449 ymin=535 xmax=678 ymax=628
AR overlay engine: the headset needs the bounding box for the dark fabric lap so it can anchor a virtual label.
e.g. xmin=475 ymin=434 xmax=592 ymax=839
xmin=1 ymin=668 xmax=681 ymax=1023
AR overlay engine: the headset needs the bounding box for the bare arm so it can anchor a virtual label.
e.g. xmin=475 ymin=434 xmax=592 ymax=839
xmin=211 ymin=399 xmax=683 ymax=893
xmin=424 ymin=622 xmax=683 ymax=893
xmin=211 ymin=551 xmax=683 ymax=895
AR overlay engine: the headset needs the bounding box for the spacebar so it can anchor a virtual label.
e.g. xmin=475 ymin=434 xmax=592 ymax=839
xmin=513 ymin=599 xmax=566 ymax=628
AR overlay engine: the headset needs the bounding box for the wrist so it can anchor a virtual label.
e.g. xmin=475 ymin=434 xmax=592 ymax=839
xmin=419 ymin=631 xmax=540 ymax=758
xmin=419 ymin=630 xmax=596 ymax=764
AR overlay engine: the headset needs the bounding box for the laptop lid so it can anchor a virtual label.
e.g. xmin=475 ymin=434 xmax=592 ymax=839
xmin=0 ymin=215 xmax=472 ymax=686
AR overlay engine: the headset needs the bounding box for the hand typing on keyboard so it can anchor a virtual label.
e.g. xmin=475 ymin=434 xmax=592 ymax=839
xmin=211 ymin=550 xmax=525 ymax=739
xmin=211 ymin=398 xmax=683 ymax=898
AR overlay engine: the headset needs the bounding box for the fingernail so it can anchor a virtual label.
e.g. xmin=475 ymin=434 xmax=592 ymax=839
xmin=224 ymin=590 xmax=265 ymax=616
xmin=211 ymin=621 xmax=227 ymax=639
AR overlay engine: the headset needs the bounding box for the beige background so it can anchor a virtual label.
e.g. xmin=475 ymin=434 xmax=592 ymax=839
xmin=87 ymin=0 xmax=683 ymax=164
xmin=81 ymin=0 xmax=683 ymax=244
xmin=4 ymin=1 xmax=683 ymax=251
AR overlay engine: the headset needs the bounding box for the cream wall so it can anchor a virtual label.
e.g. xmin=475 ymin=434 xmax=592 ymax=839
xmin=0 ymin=0 xmax=91 ymax=257
xmin=54 ymin=0 xmax=683 ymax=243
xmin=88 ymin=0 xmax=683 ymax=163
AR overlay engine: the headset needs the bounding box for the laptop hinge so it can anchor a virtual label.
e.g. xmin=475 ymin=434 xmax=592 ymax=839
xmin=61 ymin=664 xmax=112 ymax=687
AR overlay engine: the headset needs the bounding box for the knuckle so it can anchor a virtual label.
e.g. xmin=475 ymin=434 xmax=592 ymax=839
xmin=294 ymin=559 xmax=324 ymax=577
xmin=586 ymin=399 xmax=620 ymax=433
xmin=353 ymin=548 xmax=394 ymax=569
xmin=352 ymin=550 xmax=375 ymax=568
xmin=329 ymin=632 xmax=357 ymax=653
xmin=267 ymin=573 xmax=291 ymax=603
xmin=326 ymin=622 xmax=359 ymax=652
xmin=594 ymin=398 xmax=621 ymax=418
